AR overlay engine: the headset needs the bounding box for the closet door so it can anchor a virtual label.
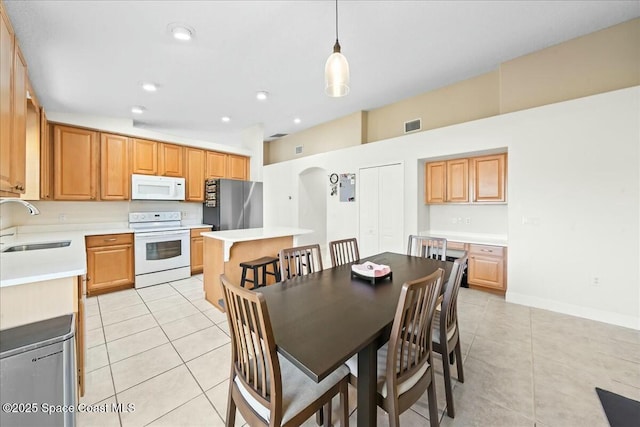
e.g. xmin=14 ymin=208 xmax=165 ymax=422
xmin=378 ymin=164 xmax=404 ymax=254
xmin=358 ymin=167 xmax=380 ymax=258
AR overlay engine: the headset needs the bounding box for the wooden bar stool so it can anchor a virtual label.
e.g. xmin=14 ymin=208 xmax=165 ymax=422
xmin=239 ymin=256 xmax=281 ymax=289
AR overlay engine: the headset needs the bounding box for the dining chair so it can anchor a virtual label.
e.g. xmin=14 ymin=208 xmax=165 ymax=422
xmin=278 ymin=244 xmax=323 ymax=280
xmin=221 ymin=275 xmax=349 ymax=427
xmin=345 ymin=268 xmax=444 ymax=427
xmin=329 ymin=238 xmax=360 ymax=267
xmin=432 ymin=254 xmax=467 ymax=418
xmin=407 ymin=235 xmax=448 ymax=261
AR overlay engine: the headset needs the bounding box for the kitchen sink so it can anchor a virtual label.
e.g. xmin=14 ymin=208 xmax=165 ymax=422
xmin=2 ymin=240 xmax=71 ymax=253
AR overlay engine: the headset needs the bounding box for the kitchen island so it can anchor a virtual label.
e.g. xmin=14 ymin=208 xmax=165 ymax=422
xmin=202 ymin=227 xmax=312 ymax=311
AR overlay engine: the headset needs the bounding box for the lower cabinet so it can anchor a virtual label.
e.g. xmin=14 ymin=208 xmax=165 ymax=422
xmin=75 ymin=275 xmax=85 ymax=397
xmin=190 ymin=227 xmax=211 ymax=275
xmin=85 ymin=233 xmax=134 ymax=296
xmin=467 ymin=244 xmax=507 ymax=293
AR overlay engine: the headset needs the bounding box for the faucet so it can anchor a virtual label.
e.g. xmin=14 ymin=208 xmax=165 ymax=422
xmin=0 ymin=198 xmax=40 ymax=215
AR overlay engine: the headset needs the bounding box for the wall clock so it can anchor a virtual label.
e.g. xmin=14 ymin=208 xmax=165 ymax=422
xmin=329 ymin=173 xmax=339 ymax=184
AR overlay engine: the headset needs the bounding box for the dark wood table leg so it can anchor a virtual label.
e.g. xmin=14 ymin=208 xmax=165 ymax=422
xmin=357 ymin=342 xmax=377 ymax=427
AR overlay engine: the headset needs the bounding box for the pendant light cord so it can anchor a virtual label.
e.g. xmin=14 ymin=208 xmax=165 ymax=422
xmin=335 ymin=0 xmax=339 ymax=42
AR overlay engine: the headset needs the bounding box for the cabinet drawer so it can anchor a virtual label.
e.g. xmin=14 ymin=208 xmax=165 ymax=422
xmin=190 ymin=227 xmax=211 ymax=238
xmin=86 ymin=233 xmax=133 ymax=248
xmin=447 ymin=241 xmax=466 ymax=251
xmin=468 ymin=244 xmax=504 ymax=257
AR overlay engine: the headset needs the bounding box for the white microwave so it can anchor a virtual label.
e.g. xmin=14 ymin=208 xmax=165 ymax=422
xmin=131 ymin=174 xmax=186 ymax=201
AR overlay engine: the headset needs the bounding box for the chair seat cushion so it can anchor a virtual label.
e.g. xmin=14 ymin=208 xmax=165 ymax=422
xmin=345 ymin=343 xmax=430 ymax=398
xmin=432 ymin=317 xmax=456 ymax=344
xmin=235 ymin=353 xmax=349 ymax=424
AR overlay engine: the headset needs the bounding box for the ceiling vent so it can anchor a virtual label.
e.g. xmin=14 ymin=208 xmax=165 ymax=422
xmin=269 ymin=133 xmax=288 ymax=139
xmin=404 ymin=118 xmax=422 ymax=134
xmin=295 ymin=145 xmax=303 ymax=155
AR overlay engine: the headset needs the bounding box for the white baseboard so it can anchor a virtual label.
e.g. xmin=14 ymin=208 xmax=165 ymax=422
xmin=506 ymin=291 xmax=640 ymax=331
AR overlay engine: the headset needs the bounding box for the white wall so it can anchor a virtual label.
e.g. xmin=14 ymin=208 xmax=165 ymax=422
xmin=263 ymin=86 xmax=640 ymax=329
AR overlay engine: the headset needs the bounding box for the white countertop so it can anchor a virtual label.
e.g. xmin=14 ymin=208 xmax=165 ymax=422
xmin=202 ymin=227 xmax=313 ymax=243
xmin=421 ymin=230 xmax=508 ymax=247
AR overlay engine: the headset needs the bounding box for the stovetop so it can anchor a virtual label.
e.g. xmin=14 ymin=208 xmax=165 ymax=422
xmin=129 ymin=211 xmax=186 ymax=232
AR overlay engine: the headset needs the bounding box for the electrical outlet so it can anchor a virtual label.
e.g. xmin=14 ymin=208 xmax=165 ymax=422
xmin=58 ymin=213 xmax=67 ymax=222
xmin=465 ymin=217 xmax=471 ymax=224
xmin=451 ymin=217 xmax=458 ymax=224
xmin=592 ymin=276 xmax=600 ymax=287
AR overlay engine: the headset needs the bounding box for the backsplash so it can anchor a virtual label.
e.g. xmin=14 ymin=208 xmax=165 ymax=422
xmin=0 ymin=200 xmax=204 ymax=229
xmin=425 ymin=204 xmax=508 ymax=236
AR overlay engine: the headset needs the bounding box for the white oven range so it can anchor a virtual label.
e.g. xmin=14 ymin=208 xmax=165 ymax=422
xmin=129 ymin=211 xmax=190 ymax=288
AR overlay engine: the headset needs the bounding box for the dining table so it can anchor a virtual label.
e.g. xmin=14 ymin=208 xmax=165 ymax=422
xmin=259 ymin=251 xmax=454 ymax=427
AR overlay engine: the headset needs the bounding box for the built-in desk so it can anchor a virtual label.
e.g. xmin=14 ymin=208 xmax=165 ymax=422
xmin=201 ymin=227 xmax=312 ymax=311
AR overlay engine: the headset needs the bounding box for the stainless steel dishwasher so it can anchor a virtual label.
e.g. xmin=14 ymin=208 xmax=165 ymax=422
xmin=0 ymin=314 xmax=76 ymax=427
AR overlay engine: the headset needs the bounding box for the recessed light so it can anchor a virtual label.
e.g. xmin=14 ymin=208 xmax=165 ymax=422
xmin=293 ymin=118 xmax=301 ymax=124
xmin=256 ymin=91 xmax=269 ymax=101
xmin=141 ymin=82 xmax=158 ymax=92
xmin=131 ymin=106 xmax=146 ymax=114
xmin=168 ymin=24 xmax=194 ymax=41
xmin=221 ymin=116 xmax=231 ymax=123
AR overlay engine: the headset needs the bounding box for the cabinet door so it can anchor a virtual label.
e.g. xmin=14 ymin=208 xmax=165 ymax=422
xmin=227 ymin=154 xmax=248 ymax=180
xmin=425 ymin=161 xmax=446 ymax=204
xmin=40 ymin=110 xmax=53 ymax=199
xmin=10 ymin=45 xmax=26 ymax=194
xmin=158 ymin=143 xmax=183 ymax=177
xmin=0 ymin=10 xmax=13 ymax=194
xmin=446 ymin=158 xmax=468 ymax=202
xmin=190 ymin=237 xmax=204 ymax=274
xmin=468 ymin=255 xmax=504 ymax=290
xmin=185 ymin=147 xmax=205 ymax=201
xmin=206 ymin=151 xmax=227 ymax=179
xmin=100 ymin=133 xmax=129 ymax=200
xmin=86 ymin=244 xmax=134 ymax=295
xmin=54 ymin=125 xmax=98 ymax=200
xmin=130 ymin=138 xmax=157 ymax=175
xmin=473 ymin=153 xmax=506 ymax=202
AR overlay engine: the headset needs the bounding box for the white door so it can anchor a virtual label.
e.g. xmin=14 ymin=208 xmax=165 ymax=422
xmin=358 ymin=163 xmax=404 ymax=257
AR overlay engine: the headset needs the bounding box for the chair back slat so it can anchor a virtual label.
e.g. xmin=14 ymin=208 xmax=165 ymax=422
xmin=442 ymin=254 xmax=467 ymax=333
xmin=388 ymin=269 xmax=443 ymax=388
xmin=221 ymin=275 xmax=282 ymax=416
xmin=407 ymin=235 xmax=447 ymax=261
xmin=278 ymin=244 xmax=323 ymax=280
xmin=329 ymin=238 xmax=360 ymax=267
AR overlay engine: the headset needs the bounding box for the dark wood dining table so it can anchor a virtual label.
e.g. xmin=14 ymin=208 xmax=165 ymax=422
xmin=259 ymin=252 xmax=454 ymax=427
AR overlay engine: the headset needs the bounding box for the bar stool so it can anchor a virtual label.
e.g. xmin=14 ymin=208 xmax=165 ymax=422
xmin=239 ymin=256 xmax=281 ymax=289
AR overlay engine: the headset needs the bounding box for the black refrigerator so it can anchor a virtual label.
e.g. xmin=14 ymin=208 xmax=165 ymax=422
xmin=202 ymin=179 xmax=263 ymax=230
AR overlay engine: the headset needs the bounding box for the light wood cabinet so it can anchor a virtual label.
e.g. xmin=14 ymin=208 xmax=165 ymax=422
xmin=425 ymin=153 xmax=506 ymax=204
xmin=185 ymin=147 xmax=205 ymax=201
xmin=467 ymin=244 xmax=506 ymax=293
xmin=190 ymin=227 xmax=211 ymax=275
xmin=53 ymin=125 xmax=99 ymax=200
xmin=228 ymin=154 xmax=248 ymax=180
xmin=472 ymin=153 xmax=506 ymax=203
xmin=0 ymin=8 xmax=27 ymax=196
xmin=85 ymin=233 xmax=134 ymax=296
xmin=158 ymin=143 xmax=183 ymax=177
xmin=40 ymin=110 xmax=53 ymax=200
xmin=75 ymin=275 xmax=85 ymax=397
xmin=206 ymin=151 xmax=227 ymax=179
xmin=130 ymin=138 xmax=158 ymax=175
xmin=100 ymin=133 xmax=130 ymax=200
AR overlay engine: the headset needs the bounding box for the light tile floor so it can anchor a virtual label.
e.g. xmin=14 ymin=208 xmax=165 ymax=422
xmin=78 ymin=275 xmax=640 ymax=426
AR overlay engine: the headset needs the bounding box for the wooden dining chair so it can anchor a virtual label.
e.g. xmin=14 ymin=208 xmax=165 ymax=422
xmin=329 ymin=238 xmax=360 ymax=267
xmin=345 ymin=268 xmax=444 ymax=427
xmin=221 ymin=275 xmax=349 ymax=427
xmin=278 ymin=244 xmax=323 ymax=280
xmin=432 ymin=254 xmax=467 ymax=418
xmin=407 ymin=235 xmax=448 ymax=261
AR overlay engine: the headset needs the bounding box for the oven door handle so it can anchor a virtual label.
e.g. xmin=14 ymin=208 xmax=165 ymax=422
xmin=135 ymin=230 xmax=189 ymax=238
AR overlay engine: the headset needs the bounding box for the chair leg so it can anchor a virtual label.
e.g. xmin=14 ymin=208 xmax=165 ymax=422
xmin=449 ymin=352 xmax=455 ymax=365
xmin=427 ymin=372 xmax=439 ymax=427
xmin=340 ymin=380 xmax=349 ymax=427
xmin=240 ymin=267 xmax=248 ymax=288
xmin=316 ymin=409 xmax=323 ymax=426
xmin=454 ymin=339 xmax=464 ymax=383
xmin=441 ymin=345 xmax=455 ymax=418
xmin=323 ymin=400 xmax=332 ymax=427
xmin=227 ymin=384 xmax=236 ymax=427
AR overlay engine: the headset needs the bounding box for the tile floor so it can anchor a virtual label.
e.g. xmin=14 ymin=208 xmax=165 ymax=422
xmin=78 ymin=275 xmax=640 ymax=427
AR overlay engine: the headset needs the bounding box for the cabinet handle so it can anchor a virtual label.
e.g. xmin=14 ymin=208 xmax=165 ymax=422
xmin=480 ymin=249 xmax=493 ymax=253
xmin=104 ymin=238 xmax=117 ymax=242
xmin=87 ymin=276 xmax=91 ymax=282
xmin=13 ymin=184 xmax=24 ymax=191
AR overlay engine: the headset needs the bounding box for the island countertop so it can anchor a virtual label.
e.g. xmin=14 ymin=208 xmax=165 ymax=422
xmin=201 ymin=226 xmax=312 ymax=243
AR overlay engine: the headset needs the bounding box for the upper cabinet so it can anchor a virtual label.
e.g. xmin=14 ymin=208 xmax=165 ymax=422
xmin=100 ymin=133 xmax=130 ymax=200
xmin=425 ymin=153 xmax=507 ymax=204
xmin=206 ymin=151 xmax=227 ymax=179
xmin=53 ymin=125 xmax=99 ymax=200
xmin=158 ymin=143 xmax=183 ymax=177
xmin=472 ymin=154 xmax=506 ymax=203
xmin=0 ymin=6 xmax=27 ymax=196
xmin=228 ymin=154 xmax=249 ymax=180
xmin=185 ymin=147 xmax=205 ymax=201
xmin=130 ymin=138 xmax=158 ymax=175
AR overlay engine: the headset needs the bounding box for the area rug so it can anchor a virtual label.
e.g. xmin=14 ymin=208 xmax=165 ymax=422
xmin=596 ymin=387 xmax=640 ymax=427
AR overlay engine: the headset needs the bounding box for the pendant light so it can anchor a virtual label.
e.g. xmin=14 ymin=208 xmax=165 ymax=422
xmin=325 ymin=0 xmax=350 ymax=97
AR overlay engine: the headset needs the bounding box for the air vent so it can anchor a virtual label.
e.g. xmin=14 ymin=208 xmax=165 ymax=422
xmin=295 ymin=145 xmax=303 ymax=155
xmin=269 ymin=133 xmax=288 ymax=138
xmin=404 ymin=118 xmax=422 ymax=134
